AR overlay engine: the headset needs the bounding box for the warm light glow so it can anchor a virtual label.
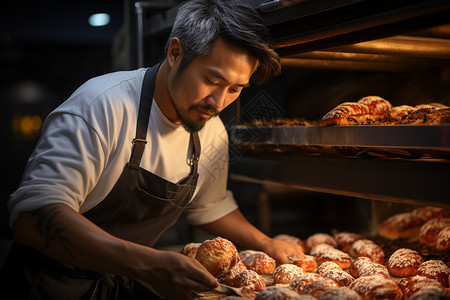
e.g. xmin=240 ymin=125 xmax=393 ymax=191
xmin=88 ymin=13 xmax=110 ymax=27
xmin=12 ymin=114 xmax=42 ymax=140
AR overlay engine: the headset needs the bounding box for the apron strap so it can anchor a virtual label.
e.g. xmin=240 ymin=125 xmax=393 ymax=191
xmin=130 ymin=62 xmax=201 ymax=177
xmin=190 ymin=132 xmax=201 ymax=175
xmin=130 ymin=63 xmax=161 ymax=167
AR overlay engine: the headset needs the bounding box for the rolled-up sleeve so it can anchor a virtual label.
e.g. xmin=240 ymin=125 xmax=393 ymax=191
xmin=8 ymin=113 xmax=106 ymax=227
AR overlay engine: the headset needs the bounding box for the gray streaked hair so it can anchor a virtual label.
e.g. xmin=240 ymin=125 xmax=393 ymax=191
xmin=165 ymin=0 xmax=281 ymax=84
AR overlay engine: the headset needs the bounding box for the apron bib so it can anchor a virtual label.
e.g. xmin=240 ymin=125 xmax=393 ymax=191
xmin=0 ymin=63 xmax=201 ymax=299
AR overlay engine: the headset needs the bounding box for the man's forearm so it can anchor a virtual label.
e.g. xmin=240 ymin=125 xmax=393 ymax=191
xmin=13 ymin=203 xmax=147 ymax=277
xmin=200 ymin=208 xmax=271 ymax=250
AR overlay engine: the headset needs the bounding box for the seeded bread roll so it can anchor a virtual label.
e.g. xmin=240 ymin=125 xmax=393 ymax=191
xmin=306 ymin=233 xmax=337 ymax=252
xmin=317 ymin=261 xmax=355 ymax=286
xmin=239 ymin=250 xmax=276 ymax=275
xmin=349 ymin=275 xmax=403 ymax=300
xmin=195 ymin=237 xmax=239 ymax=278
xmin=273 ymin=234 xmax=306 ymax=250
xmin=289 ymin=273 xmax=325 ymax=294
xmin=398 ymin=275 xmax=443 ymax=299
xmin=416 ymin=260 xmax=450 ymax=288
xmin=321 ymin=287 xmax=362 ymax=300
xmin=378 ymin=212 xmax=423 ymax=240
xmin=273 ymin=264 xmax=305 ymax=284
xmin=349 ymin=257 xmax=389 ymax=279
xmin=302 ymin=278 xmax=339 ymax=298
xmin=349 ymin=239 xmax=385 ymax=264
xmin=181 ymin=242 xmax=201 ymax=258
xmin=333 ymin=232 xmax=364 ymax=253
xmin=222 ymin=269 xmax=266 ymax=292
xmin=436 ymin=226 xmax=450 ymax=250
xmin=289 ymin=254 xmax=317 ymax=272
xmin=255 ymin=286 xmax=305 ymax=300
xmin=388 ymin=248 xmax=423 ymax=277
xmin=315 ymin=246 xmax=352 ymax=270
xmin=419 ymin=218 xmax=450 ymax=246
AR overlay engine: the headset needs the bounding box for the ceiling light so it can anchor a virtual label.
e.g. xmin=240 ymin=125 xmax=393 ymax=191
xmin=88 ymin=13 xmax=111 ymax=27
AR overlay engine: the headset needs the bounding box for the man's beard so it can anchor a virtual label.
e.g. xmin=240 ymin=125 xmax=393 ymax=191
xmin=171 ymin=98 xmax=220 ymax=133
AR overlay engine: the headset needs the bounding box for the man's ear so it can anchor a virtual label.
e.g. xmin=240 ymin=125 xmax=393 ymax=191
xmin=167 ymin=37 xmax=183 ymax=69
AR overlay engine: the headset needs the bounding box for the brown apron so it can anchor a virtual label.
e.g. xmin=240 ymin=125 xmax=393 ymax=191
xmin=0 ymin=63 xmax=201 ymax=299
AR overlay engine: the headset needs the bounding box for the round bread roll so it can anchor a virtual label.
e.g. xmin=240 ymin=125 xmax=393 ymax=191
xmin=255 ymin=286 xmax=304 ymax=300
xmin=195 ymin=237 xmax=238 ymax=277
xmin=317 ymin=261 xmax=354 ymax=286
xmin=306 ymin=233 xmax=337 ymax=251
xmin=378 ymin=212 xmax=423 ymax=240
xmin=317 ymin=261 xmax=341 ymax=274
xmin=219 ymin=252 xmax=247 ymax=284
xmin=349 ymin=239 xmax=384 ymax=264
xmin=302 ymin=278 xmax=339 ymax=298
xmin=321 ymin=287 xmax=362 ymax=300
xmin=223 ymin=269 xmax=265 ymax=292
xmin=273 ymin=234 xmax=306 ymax=250
xmin=273 ymin=264 xmax=305 ymax=285
xmin=349 ymin=257 xmax=390 ymax=279
xmin=334 ymin=232 xmax=364 ymax=253
xmin=239 ymin=250 xmax=276 ymax=275
xmin=315 ymin=246 xmax=352 ymax=270
xmin=416 ymin=259 xmax=450 ymax=288
xmin=436 ymin=226 xmax=450 ymax=250
xmin=388 ymin=248 xmax=423 ymax=277
xmin=349 ymin=275 xmax=403 ymax=300
xmin=398 ymin=275 xmax=443 ymax=299
xmin=409 ymin=286 xmax=449 ymax=300
xmin=289 ymin=254 xmax=317 ymax=272
xmin=289 ymin=273 xmax=324 ymax=294
xmin=181 ymin=242 xmax=201 ymax=258
xmin=309 ymin=244 xmax=334 ymax=257
xmin=412 ymin=206 xmax=450 ymax=223
xmin=419 ymin=218 xmax=450 ymax=246
xmin=320 ymin=268 xmax=355 ymax=287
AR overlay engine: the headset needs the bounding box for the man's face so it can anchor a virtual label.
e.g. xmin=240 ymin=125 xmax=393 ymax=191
xmin=167 ymin=38 xmax=258 ymax=133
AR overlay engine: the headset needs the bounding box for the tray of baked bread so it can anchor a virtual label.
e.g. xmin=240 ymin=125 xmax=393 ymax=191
xmin=232 ymin=96 xmax=450 ymax=159
xmin=185 ymin=206 xmax=450 ymax=299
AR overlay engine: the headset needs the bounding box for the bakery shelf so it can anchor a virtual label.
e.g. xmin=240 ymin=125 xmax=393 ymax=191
xmin=231 ymin=125 xmax=450 ymax=151
xmin=229 ymin=153 xmax=450 ymax=207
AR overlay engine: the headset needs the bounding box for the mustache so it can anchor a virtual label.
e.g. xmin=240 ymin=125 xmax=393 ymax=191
xmin=192 ymin=103 xmax=220 ymax=116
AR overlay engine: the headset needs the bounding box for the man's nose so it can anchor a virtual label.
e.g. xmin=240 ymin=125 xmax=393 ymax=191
xmin=206 ymin=88 xmax=227 ymax=110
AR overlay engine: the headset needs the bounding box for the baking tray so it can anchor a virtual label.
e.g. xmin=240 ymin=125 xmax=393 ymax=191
xmin=231 ymin=124 xmax=450 ymax=151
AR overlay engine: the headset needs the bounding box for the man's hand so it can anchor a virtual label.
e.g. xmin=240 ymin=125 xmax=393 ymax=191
xmin=141 ymin=250 xmax=218 ymax=299
xmin=260 ymin=238 xmax=305 ymax=265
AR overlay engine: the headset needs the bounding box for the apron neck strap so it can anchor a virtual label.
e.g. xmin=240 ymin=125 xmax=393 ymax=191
xmin=190 ymin=132 xmax=201 ymax=174
xmin=130 ymin=63 xmax=160 ymax=167
xmin=130 ymin=63 xmax=201 ymax=175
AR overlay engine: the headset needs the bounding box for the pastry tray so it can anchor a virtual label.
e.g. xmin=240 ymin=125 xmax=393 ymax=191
xmin=231 ymin=124 xmax=450 ymax=151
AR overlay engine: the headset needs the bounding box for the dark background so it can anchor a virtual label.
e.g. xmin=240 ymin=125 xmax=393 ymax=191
xmin=0 ymin=0 xmax=130 ymax=263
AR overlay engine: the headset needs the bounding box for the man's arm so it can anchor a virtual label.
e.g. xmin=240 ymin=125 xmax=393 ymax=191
xmin=200 ymin=208 xmax=304 ymax=264
xmin=13 ymin=203 xmax=218 ymax=299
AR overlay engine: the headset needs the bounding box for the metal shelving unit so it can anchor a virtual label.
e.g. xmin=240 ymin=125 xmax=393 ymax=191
xmin=228 ymin=0 xmax=450 ymax=206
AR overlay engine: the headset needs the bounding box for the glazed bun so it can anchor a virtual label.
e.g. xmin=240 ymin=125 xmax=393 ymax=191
xmin=239 ymin=250 xmax=276 ymax=275
xmin=388 ymin=248 xmax=423 ymax=277
xmin=195 ymin=237 xmax=239 ymax=277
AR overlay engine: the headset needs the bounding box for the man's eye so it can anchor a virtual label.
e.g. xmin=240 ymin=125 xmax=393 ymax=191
xmin=229 ymin=87 xmax=242 ymax=94
xmin=206 ymin=78 xmax=219 ymax=85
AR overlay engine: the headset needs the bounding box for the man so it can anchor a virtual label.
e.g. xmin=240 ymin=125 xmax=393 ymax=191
xmin=1 ymin=0 xmax=304 ymax=299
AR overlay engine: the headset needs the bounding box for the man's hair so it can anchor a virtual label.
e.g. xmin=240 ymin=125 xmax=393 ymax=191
xmin=165 ymin=0 xmax=281 ymax=84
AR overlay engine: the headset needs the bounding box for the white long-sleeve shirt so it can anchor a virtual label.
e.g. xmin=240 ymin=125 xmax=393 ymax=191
xmin=8 ymin=68 xmax=238 ymax=227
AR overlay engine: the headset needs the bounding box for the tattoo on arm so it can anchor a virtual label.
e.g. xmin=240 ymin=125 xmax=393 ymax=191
xmin=30 ymin=206 xmax=75 ymax=261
